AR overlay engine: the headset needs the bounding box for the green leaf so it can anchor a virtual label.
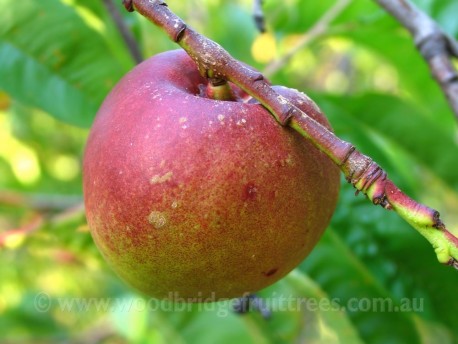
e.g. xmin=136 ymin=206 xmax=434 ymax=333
xmin=301 ymin=228 xmax=422 ymax=344
xmin=0 ymin=0 xmax=132 ymax=127
xmin=129 ymin=269 xmax=362 ymax=344
xmin=311 ymin=92 xmax=458 ymax=341
xmin=259 ymin=270 xmax=363 ymax=343
xmin=338 ymin=13 xmax=456 ymax=127
xmin=326 ymin=182 xmax=458 ymax=342
xmin=321 ymin=93 xmax=458 ymax=189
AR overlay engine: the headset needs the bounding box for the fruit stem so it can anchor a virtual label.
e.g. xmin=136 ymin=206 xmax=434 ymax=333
xmin=125 ymin=0 xmax=458 ymax=270
xmin=232 ymin=293 xmax=271 ymax=319
xmin=206 ymin=79 xmax=236 ymax=101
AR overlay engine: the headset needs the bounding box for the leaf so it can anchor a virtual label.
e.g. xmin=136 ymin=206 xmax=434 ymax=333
xmin=310 ymin=92 xmax=458 ymax=341
xmin=127 ymin=269 xmax=362 ymax=344
xmin=319 ymin=93 xmax=458 ymax=189
xmin=326 ymin=182 xmax=458 ymax=342
xmin=339 ymin=12 xmax=456 ymax=127
xmin=300 ymin=228 xmax=422 ymax=344
xmin=0 ymin=0 xmax=132 ymax=127
xmin=259 ymin=270 xmax=363 ymax=344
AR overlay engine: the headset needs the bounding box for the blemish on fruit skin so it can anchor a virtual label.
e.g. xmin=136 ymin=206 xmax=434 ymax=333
xmin=236 ymin=118 xmax=247 ymax=126
xmin=150 ymin=171 xmax=173 ymax=184
xmin=263 ymin=268 xmax=278 ymax=277
xmin=285 ymin=154 xmax=295 ymax=166
xmin=243 ymin=182 xmax=258 ymax=201
xmin=148 ymin=211 xmax=167 ymax=229
xmin=171 ymin=200 xmax=178 ymax=209
xmin=217 ymin=114 xmax=225 ymax=122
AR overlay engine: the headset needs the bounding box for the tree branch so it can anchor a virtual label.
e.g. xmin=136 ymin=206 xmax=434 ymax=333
xmin=123 ymin=0 xmax=458 ymax=270
xmin=263 ymin=0 xmax=351 ymax=77
xmin=252 ymin=0 xmax=266 ymax=33
xmin=374 ymin=0 xmax=458 ymax=120
xmin=103 ymin=0 xmax=143 ymax=64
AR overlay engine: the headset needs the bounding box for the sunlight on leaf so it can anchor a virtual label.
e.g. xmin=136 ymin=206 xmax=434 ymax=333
xmin=49 ymin=155 xmax=80 ymax=182
xmin=61 ymin=0 xmax=105 ymax=34
xmin=0 ymin=112 xmax=41 ymax=185
xmin=251 ymin=33 xmax=277 ymax=63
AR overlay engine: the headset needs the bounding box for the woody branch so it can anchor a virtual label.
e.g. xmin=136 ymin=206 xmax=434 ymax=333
xmin=375 ymin=0 xmax=458 ymax=120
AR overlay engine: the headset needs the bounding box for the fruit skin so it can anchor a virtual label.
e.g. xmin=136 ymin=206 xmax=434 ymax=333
xmin=83 ymin=49 xmax=340 ymax=301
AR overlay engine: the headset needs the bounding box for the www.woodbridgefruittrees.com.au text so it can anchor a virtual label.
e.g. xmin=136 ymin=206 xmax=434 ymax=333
xmin=33 ymin=292 xmax=424 ymax=317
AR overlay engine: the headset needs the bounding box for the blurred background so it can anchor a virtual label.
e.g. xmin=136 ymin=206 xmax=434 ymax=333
xmin=1 ymin=0 xmax=458 ymax=342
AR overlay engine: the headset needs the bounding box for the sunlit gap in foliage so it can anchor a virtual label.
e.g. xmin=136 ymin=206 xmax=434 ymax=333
xmin=50 ymin=155 xmax=80 ymax=182
xmin=273 ymin=37 xmax=400 ymax=96
xmin=251 ymin=32 xmax=277 ymax=63
xmin=60 ymin=0 xmax=105 ymax=34
xmin=0 ymin=111 xmax=41 ymax=185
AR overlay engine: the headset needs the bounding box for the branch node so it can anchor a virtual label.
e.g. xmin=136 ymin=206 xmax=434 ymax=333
xmin=416 ymin=33 xmax=446 ymax=60
xmin=447 ymin=258 xmax=458 ymax=270
xmin=123 ymin=0 xmax=134 ymax=12
xmin=379 ymin=196 xmax=391 ymax=209
xmin=432 ymin=211 xmax=444 ymax=230
xmin=444 ymin=34 xmax=458 ymax=58
xmin=253 ymin=73 xmax=264 ymax=82
xmin=175 ymin=24 xmax=187 ymax=43
xmin=340 ymin=146 xmax=356 ymax=168
xmin=280 ymin=107 xmax=294 ymax=126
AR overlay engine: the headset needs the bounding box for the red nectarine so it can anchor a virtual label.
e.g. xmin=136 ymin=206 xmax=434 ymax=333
xmin=83 ymin=50 xmax=339 ymax=301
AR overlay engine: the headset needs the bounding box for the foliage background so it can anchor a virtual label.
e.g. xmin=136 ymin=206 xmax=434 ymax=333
xmin=1 ymin=0 xmax=458 ymax=342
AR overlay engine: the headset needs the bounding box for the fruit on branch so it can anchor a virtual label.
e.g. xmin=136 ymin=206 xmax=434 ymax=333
xmin=83 ymin=50 xmax=340 ymax=301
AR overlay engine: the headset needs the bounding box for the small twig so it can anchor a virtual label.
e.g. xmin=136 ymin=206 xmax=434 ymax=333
xmin=0 ymin=191 xmax=83 ymax=211
xmin=0 ymin=203 xmax=85 ymax=247
xmin=233 ymin=293 xmax=272 ymax=319
xmin=124 ymin=0 xmax=458 ymax=270
xmin=102 ymin=0 xmax=143 ymax=64
xmin=252 ymin=0 xmax=266 ymax=33
xmin=264 ymin=0 xmax=351 ymax=77
xmin=0 ymin=214 xmax=44 ymax=247
xmin=374 ymin=0 xmax=458 ymax=120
